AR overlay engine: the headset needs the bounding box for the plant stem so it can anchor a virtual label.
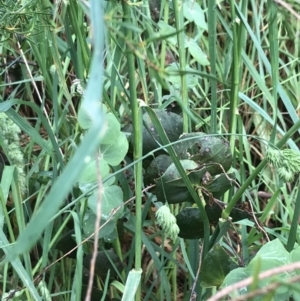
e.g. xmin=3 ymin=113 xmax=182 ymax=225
xmin=267 ymin=0 xmax=279 ymax=144
xmin=208 ymin=0 xmax=217 ymax=133
xmin=122 ymin=2 xmax=143 ymax=300
xmin=173 ymin=0 xmax=189 ymax=132
xmin=286 ymin=185 xmax=300 ymax=252
xmin=228 ymin=0 xmax=240 ymax=153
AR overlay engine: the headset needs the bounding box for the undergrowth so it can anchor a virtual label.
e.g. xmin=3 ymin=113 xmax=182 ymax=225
xmin=0 ymin=0 xmax=300 ymax=300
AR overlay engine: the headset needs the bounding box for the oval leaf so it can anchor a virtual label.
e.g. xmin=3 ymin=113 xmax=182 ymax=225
xmin=201 ymin=244 xmax=239 ymax=287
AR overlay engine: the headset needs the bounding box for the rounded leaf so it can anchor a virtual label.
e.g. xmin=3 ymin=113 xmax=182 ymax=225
xmin=183 ymin=0 xmax=208 ymax=30
xmin=101 ymin=131 xmax=129 ymax=166
xmin=83 ymin=210 xmax=115 ymax=239
xmin=144 ymin=154 xmax=173 ymax=184
xmin=202 ymin=173 xmax=235 ymax=198
xmin=176 ymin=207 xmax=205 ymax=239
xmin=174 ymin=133 xmax=232 ymax=175
xmin=88 ymin=185 xmax=124 ymax=221
xmin=142 ymin=109 xmax=183 ymax=154
xmin=154 ymin=160 xmax=199 ymax=203
xmin=201 ymin=244 xmax=239 ymax=287
xmin=101 ymin=113 xmax=121 ymax=144
xmin=78 ymin=156 xmax=109 ymax=184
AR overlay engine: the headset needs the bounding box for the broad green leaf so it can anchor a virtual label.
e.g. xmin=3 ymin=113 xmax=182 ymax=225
xmin=245 ymin=239 xmax=290 ymax=297
xmin=78 ymin=103 xmax=93 ymax=129
xmin=201 ymin=244 xmax=238 ymax=287
xmin=101 ymin=113 xmax=121 ymax=144
xmin=176 ymin=207 xmax=205 ymax=239
xmin=88 ymin=184 xmax=124 ymax=220
xmin=246 ymin=239 xmax=289 ymax=273
xmin=290 ymin=246 xmax=300 ymax=275
xmin=183 ymin=0 xmax=207 ymax=30
xmin=83 ymin=210 xmax=115 ymax=239
xmin=221 ymin=239 xmax=294 ymax=300
xmin=78 ymin=103 xmax=107 ymax=130
xmin=142 ymin=109 xmax=183 ymax=154
xmin=78 ymin=155 xmax=110 ymax=184
xmin=186 ymin=39 xmax=210 ymax=66
xmin=220 ymin=267 xmax=249 ymax=296
xmin=101 ymin=131 xmax=129 ymax=166
xmin=79 ymin=103 xmax=108 ymax=130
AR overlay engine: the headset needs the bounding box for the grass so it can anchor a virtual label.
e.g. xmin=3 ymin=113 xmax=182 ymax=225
xmin=0 ymin=0 xmax=300 ymax=300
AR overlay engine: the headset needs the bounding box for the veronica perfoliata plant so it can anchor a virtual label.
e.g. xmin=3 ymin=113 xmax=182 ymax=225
xmin=267 ymin=147 xmax=300 ymax=182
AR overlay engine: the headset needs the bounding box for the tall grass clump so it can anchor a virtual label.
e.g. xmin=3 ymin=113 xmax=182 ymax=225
xmin=0 ymin=0 xmax=300 ymax=300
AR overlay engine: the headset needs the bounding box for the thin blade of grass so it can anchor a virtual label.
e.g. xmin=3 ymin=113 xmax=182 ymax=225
xmin=0 ymin=230 xmax=42 ymax=301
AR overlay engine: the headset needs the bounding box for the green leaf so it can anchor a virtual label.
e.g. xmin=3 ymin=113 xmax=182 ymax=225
xmin=142 ymin=109 xmax=183 ymax=154
xmin=83 ymin=210 xmax=115 ymax=239
xmin=186 ymin=39 xmax=210 ymax=66
xmin=88 ymin=184 xmax=124 ymax=220
xmin=201 ymin=244 xmax=239 ymax=287
xmin=78 ymin=104 xmax=93 ymax=130
xmin=182 ymin=0 xmax=208 ymax=30
xmin=290 ymin=246 xmax=300 ymax=275
xmin=174 ymin=133 xmax=232 ymax=175
xmin=78 ymin=155 xmax=110 ymax=184
xmin=246 ymin=239 xmax=289 ymax=273
xmin=121 ymin=269 xmax=142 ymax=301
xmin=176 ymin=207 xmax=205 ymax=239
xmin=79 ymin=104 xmax=107 ymax=130
xmin=221 ymin=239 xmax=294 ymax=300
xmin=101 ymin=113 xmax=121 ymax=144
xmin=101 ymin=131 xmax=129 ymax=166
xmin=220 ymin=267 xmax=249 ymax=294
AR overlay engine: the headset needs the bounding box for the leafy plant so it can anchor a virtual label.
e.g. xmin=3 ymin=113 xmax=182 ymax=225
xmin=1 ymin=0 xmax=300 ymax=300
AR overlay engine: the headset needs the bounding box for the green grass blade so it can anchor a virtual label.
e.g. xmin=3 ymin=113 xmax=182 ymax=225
xmin=121 ymin=269 xmax=142 ymax=301
xmin=0 ymin=230 xmax=42 ymax=300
